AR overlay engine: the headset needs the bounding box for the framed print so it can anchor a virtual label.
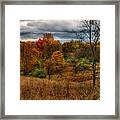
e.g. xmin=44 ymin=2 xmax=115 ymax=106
xmin=0 ymin=0 xmax=119 ymax=119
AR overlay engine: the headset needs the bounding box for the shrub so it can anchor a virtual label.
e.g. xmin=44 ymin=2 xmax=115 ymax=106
xmin=66 ymin=57 xmax=77 ymax=64
xmin=32 ymin=69 xmax=47 ymax=78
xmin=79 ymin=58 xmax=89 ymax=70
xmin=63 ymin=53 xmax=69 ymax=61
xmin=20 ymin=71 xmax=24 ymax=76
xmin=37 ymin=59 xmax=44 ymax=68
xmin=28 ymin=72 xmax=32 ymax=77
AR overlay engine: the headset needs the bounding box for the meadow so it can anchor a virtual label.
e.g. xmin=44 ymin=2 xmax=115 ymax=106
xmin=20 ymin=76 xmax=100 ymax=100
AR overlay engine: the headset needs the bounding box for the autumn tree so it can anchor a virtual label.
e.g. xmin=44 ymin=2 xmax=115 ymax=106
xmin=62 ymin=40 xmax=76 ymax=53
xmin=44 ymin=50 xmax=64 ymax=80
xmin=80 ymin=20 xmax=100 ymax=86
xmin=36 ymin=33 xmax=62 ymax=59
xmin=44 ymin=39 xmax=62 ymax=59
xmin=36 ymin=38 xmax=46 ymax=58
xmin=51 ymin=51 xmax=65 ymax=78
xmin=20 ymin=41 xmax=41 ymax=75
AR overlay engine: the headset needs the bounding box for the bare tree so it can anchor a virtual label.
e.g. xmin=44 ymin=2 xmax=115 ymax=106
xmin=81 ymin=20 xmax=100 ymax=86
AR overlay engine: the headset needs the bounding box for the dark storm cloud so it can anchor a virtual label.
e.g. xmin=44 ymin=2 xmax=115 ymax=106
xmin=26 ymin=20 xmax=81 ymax=32
xmin=20 ymin=20 xmax=82 ymax=41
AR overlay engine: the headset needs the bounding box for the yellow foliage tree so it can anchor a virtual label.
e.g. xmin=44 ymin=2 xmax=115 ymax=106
xmin=51 ymin=51 xmax=65 ymax=77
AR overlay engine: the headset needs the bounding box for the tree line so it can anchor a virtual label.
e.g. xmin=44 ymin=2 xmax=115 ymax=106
xmin=21 ymin=33 xmax=99 ymax=80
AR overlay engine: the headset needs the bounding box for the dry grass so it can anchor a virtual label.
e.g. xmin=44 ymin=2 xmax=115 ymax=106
xmin=20 ymin=76 xmax=100 ymax=100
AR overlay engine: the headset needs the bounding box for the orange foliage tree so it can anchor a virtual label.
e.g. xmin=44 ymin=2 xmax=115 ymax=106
xmin=20 ymin=33 xmax=62 ymax=76
xmin=20 ymin=41 xmax=42 ymax=75
xmin=51 ymin=51 xmax=65 ymax=77
xmin=36 ymin=33 xmax=62 ymax=59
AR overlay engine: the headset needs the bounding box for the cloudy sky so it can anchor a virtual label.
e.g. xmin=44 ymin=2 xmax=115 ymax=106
xmin=20 ymin=20 xmax=85 ymax=43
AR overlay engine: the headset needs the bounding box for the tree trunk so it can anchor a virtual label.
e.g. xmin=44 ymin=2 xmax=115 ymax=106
xmin=90 ymin=20 xmax=96 ymax=86
xmin=48 ymin=74 xmax=50 ymax=80
xmin=48 ymin=67 xmax=51 ymax=80
xmin=24 ymin=56 xmax=28 ymax=75
xmin=92 ymin=59 xmax=96 ymax=86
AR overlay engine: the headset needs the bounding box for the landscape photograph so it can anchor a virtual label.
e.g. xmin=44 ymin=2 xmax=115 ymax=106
xmin=20 ymin=20 xmax=100 ymax=100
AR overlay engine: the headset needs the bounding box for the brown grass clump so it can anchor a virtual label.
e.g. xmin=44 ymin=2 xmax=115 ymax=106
xmin=20 ymin=76 xmax=100 ymax=100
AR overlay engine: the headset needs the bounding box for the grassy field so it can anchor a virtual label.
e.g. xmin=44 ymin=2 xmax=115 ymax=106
xmin=20 ymin=75 xmax=100 ymax=100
